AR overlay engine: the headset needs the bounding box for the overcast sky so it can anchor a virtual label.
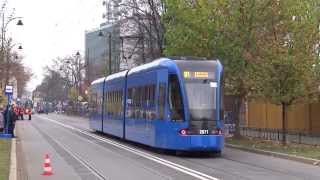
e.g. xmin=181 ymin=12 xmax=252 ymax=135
xmin=7 ymin=0 xmax=104 ymax=91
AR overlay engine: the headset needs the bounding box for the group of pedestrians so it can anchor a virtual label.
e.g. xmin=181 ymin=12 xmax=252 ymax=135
xmin=0 ymin=104 xmax=18 ymax=136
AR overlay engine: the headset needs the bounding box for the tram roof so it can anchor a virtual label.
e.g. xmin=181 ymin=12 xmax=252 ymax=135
xmin=106 ymin=70 xmax=128 ymax=81
xmin=91 ymin=57 xmax=221 ymax=85
xmin=127 ymin=58 xmax=172 ymax=75
xmin=91 ymin=77 xmax=106 ymax=86
xmin=127 ymin=57 xmax=221 ymax=75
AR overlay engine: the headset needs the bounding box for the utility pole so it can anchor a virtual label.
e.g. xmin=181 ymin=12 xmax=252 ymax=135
xmin=108 ymin=33 xmax=112 ymax=75
xmin=1 ymin=13 xmax=5 ymax=90
xmin=76 ymin=52 xmax=81 ymax=98
xmin=86 ymin=48 xmax=90 ymax=84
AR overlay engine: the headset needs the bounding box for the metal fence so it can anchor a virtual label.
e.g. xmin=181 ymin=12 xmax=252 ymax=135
xmin=240 ymin=127 xmax=320 ymax=145
xmin=225 ymin=126 xmax=320 ymax=145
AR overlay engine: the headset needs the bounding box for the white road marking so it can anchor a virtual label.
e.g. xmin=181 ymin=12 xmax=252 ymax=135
xmin=38 ymin=115 xmax=220 ymax=180
xmin=9 ymin=138 xmax=17 ymax=180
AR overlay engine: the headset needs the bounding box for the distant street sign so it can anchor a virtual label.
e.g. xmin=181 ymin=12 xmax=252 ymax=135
xmin=5 ymin=85 xmax=13 ymax=95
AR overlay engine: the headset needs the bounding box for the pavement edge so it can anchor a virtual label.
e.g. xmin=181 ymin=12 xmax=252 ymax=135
xmin=9 ymin=138 xmax=17 ymax=180
xmin=225 ymin=143 xmax=320 ymax=167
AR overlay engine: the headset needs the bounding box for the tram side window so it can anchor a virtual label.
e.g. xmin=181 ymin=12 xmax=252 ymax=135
xmin=118 ymin=91 xmax=122 ymax=117
xmin=151 ymin=85 xmax=156 ymax=119
xmin=168 ymin=75 xmax=184 ymax=121
xmin=133 ymin=87 xmax=138 ymax=118
xmin=90 ymin=93 xmax=97 ymax=112
xmin=120 ymin=91 xmax=123 ymax=117
xmin=150 ymin=85 xmax=155 ymax=107
xmin=107 ymin=92 xmax=110 ymax=117
xmin=158 ymin=83 xmax=166 ymax=120
xmin=110 ymin=91 xmax=113 ymax=116
xmin=97 ymin=92 xmax=103 ymax=112
xmin=112 ymin=91 xmax=115 ymax=117
xmin=104 ymin=91 xmax=108 ymax=112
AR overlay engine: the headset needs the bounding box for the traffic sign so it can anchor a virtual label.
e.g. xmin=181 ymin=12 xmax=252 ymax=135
xmin=5 ymin=85 xmax=13 ymax=95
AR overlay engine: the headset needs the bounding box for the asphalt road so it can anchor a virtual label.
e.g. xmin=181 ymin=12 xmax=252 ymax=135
xmin=16 ymin=114 xmax=320 ymax=180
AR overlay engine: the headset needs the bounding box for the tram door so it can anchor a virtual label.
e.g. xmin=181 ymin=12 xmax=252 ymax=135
xmin=154 ymin=69 xmax=168 ymax=147
xmin=157 ymin=69 xmax=168 ymax=121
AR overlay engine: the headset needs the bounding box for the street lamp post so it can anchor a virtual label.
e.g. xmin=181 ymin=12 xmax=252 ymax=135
xmin=85 ymin=48 xmax=90 ymax=85
xmin=1 ymin=15 xmax=23 ymax=57
xmin=76 ymin=52 xmax=81 ymax=91
xmin=0 ymin=13 xmax=23 ymax=89
xmin=108 ymin=33 xmax=112 ymax=75
xmin=75 ymin=52 xmax=81 ymax=113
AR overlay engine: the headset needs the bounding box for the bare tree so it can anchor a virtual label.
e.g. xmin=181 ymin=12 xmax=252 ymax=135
xmin=0 ymin=38 xmax=31 ymax=96
xmin=35 ymin=69 xmax=68 ymax=102
xmin=113 ymin=0 xmax=165 ymax=65
xmin=50 ymin=54 xmax=85 ymax=101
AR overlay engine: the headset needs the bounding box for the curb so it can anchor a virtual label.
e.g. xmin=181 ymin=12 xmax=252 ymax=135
xmin=225 ymin=143 xmax=320 ymax=166
xmin=9 ymin=138 xmax=17 ymax=180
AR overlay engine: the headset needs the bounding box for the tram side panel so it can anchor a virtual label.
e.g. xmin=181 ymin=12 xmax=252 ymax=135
xmin=89 ymin=82 xmax=104 ymax=132
xmin=125 ymin=70 xmax=158 ymax=146
xmin=103 ymin=78 xmax=126 ymax=138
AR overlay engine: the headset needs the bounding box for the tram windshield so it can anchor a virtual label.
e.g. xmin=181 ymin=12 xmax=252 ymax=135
xmin=185 ymin=79 xmax=217 ymax=121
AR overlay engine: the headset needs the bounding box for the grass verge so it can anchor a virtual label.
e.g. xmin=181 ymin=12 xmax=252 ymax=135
xmin=226 ymin=137 xmax=320 ymax=160
xmin=0 ymin=139 xmax=11 ymax=180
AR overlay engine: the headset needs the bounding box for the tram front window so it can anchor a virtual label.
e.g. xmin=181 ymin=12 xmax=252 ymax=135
xmin=185 ymin=80 xmax=217 ymax=121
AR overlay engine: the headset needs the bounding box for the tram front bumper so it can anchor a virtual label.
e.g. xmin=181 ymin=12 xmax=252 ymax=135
xmin=188 ymin=135 xmax=224 ymax=151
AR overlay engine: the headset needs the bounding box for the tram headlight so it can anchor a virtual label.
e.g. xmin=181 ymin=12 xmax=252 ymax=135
xmin=179 ymin=129 xmax=188 ymax=135
xmin=212 ymin=129 xmax=223 ymax=135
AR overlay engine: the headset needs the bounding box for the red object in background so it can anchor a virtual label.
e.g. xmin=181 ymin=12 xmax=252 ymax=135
xmin=19 ymin=107 xmax=24 ymax=115
xmin=13 ymin=106 xmax=20 ymax=116
xmin=24 ymin=107 xmax=32 ymax=115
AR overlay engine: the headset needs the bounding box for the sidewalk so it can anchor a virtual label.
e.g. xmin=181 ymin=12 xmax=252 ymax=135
xmin=226 ymin=137 xmax=320 ymax=166
xmin=15 ymin=120 xmax=81 ymax=180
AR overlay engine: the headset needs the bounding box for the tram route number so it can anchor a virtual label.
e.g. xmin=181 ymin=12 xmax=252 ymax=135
xmin=199 ymin=129 xmax=209 ymax=135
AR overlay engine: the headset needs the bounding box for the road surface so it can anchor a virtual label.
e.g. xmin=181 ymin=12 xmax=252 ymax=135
xmin=16 ymin=114 xmax=320 ymax=180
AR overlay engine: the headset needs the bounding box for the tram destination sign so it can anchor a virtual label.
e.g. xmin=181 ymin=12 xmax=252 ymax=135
xmin=183 ymin=71 xmax=215 ymax=79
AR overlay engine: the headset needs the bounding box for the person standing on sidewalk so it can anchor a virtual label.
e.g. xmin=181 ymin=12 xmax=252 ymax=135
xmin=0 ymin=105 xmax=5 ymax=133
xmin=8 ymin=105 xmax=17 ymax=137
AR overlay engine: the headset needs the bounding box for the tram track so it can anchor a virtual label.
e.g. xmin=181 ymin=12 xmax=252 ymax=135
xmin=38 ymin=115 xmax=221 ymax=180
xmin=32 ymin=122 xmax=107 ymax=180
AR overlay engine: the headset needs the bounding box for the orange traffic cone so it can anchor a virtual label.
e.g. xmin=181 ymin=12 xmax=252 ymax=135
xmin=42 ymin=154 xmax=53 ymax=176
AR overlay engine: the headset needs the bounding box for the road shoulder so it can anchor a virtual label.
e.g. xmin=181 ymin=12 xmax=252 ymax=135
xmin=226 ymin=143 xmax=320 ymax=166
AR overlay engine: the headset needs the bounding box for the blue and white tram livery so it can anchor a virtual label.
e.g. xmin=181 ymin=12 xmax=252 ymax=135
xmin=89 ymin=57 xmax=224 ymax=152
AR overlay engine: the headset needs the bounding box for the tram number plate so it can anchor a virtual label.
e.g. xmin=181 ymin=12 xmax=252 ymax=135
xmin=199 ymin=130 xmax=209 ymax=135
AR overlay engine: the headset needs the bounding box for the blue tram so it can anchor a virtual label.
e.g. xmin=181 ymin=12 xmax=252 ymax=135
xmin=89 ymin=57 xmax=224 ymax=152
